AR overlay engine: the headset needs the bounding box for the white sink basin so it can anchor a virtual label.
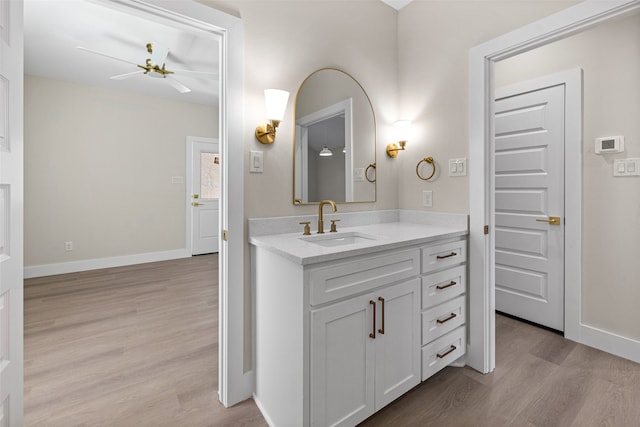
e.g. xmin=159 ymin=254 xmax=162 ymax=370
xmin=299 ymin=231 xmax=377 ymax=247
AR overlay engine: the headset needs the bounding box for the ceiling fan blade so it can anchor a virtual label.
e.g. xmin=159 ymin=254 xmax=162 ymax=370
xmin=170 ymin=69 xmax=218 ymax=78
xmin=166 ymin=76 xmax=191 ymax=94
xmin=76 ymin=46 xmax=139 ymax=67
xmin=110 ymin=71 xmax=143 ymax=80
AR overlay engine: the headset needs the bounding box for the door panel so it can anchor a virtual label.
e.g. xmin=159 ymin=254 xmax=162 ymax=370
xmin=374 ymin=279 xmax=420 ymax=410
xmin=189 ymin=138 xmax=219 ymax=255
xmin=311 ymin=293 xmax=375 ymax=427
xmin=0 ymin=0 xmax=24 ymax=424
xmin=494 ymin=84 xmax=565 ymax=331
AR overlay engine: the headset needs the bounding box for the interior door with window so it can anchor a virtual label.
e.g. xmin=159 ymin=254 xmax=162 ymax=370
xmin=0 ymin=0 xmax=24 ymax=424
xmin=189 ymin=137 xmax=220 ymax=255
xmin=494 ymin=83 xmax=565 ymax=331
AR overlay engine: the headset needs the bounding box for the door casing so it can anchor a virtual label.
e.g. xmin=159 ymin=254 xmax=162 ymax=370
xmin=468 ymin=0 xmax=640 ymax=373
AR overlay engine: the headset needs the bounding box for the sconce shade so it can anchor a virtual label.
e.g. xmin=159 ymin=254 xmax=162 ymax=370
xmin=394 ymin=120 xmax=411 ymax=143
xmin=264 ymin=89 xmax=290 ymax=121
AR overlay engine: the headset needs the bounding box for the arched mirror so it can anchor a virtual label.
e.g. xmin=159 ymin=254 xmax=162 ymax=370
xmin=293 ymin=68 xmax=376 ymax=204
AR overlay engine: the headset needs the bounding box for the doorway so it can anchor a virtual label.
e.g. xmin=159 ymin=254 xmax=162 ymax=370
xmin=468 ymin=1 xmax=640 ymax=373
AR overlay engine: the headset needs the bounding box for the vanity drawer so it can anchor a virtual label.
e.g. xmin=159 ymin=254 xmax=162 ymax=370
xmin=421 ymin=325 xmax=466 ymax=381
xmin=422 ymin=265 xmax=466 ymax=310
xmin=309 ymin=248 xmax=420 ymax=306
xmin=421 ymin=239 xmax=467 ymax=274
xmin=421 ymin=295 xmax=465 ymax=345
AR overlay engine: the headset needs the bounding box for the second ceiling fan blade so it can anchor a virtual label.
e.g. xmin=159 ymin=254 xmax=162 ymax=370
xmin=110 ymin=71 xmax=143 ymax=80
xmin=166 ymin=76 xmax=191 ymax=94
xmin=76 ymin=46 xmax=139 ymax=67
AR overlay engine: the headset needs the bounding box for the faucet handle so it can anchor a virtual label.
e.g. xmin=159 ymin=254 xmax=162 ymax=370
xmin=330 ymin=219 xmax=340 ymax=233
xmin=299 ymin=221 xmax=311 ymax=236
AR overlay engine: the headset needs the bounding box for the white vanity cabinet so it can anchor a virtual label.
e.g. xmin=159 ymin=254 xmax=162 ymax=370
xmin=251 ymin=222 xmax=468 ymax=427
xmin=310 ymin=277 xmax=420 ymax=427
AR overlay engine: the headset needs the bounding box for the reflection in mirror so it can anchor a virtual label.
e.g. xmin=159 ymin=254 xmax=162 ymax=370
xmin=294 ymin=69 xmax=376 ymax=204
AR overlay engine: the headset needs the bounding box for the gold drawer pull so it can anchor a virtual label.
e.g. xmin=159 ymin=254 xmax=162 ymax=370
xmin=436 ymin=281 xmax=457 ymax=290
xmin=436 ymin=312 xmax=457 ymax=324
xmin=369 ymin=300 xmax=376 ymax=339
xmin=437 ymin=345 xmax=457 ymax=359
xmin=378 ymin=297 xmax=385 ymax=335
xmin=436 ymin=252 xmax=457 ymax=260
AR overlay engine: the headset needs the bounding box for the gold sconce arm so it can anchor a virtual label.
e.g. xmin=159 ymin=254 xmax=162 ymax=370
xmin=255 ymin=119 xmax=281 ymax=144
xmin=386 ymin=140 xmax=407 ymax=158
xmin=416 ymin=156 xmax=436 ymax=181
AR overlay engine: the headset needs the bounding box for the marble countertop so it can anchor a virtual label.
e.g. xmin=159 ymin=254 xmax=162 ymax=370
xmin=249 ymin=221 xmax=468 ymax=265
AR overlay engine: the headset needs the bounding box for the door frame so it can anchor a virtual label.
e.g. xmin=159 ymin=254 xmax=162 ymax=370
xmin=186 ymin=136 xmax=219 ymax=255
xmin=468 ymin=0 xmax=640 ymax=373
xmin=100 ymin=0 xmax=248 ymax=405
xmin=494 ymin=71 xmax=581 ymax=333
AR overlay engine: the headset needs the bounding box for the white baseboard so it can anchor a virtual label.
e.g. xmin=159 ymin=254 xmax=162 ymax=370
xmin=577 ymin=323 xmax=640 ymax=364
xmin=252 ymin=394 xmax=275 ymax=427
xmin=24 ymin=249 xmax=191 ymax=279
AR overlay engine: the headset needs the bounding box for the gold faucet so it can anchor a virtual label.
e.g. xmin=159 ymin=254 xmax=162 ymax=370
xmin=317 ymin=200 xmax=337 ymax=234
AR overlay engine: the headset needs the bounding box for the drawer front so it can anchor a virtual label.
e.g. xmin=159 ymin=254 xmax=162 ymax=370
xmin=421 ymin=295 xmax=465 ymax=344
xmin=421 ymin=325 xmax=466 ymax=381
xmin=421 ymin=265 xmax=466 ymax=310
xmin=309 ymin=248 xmax=420 ymax=306
xmin=421 ymin=239 xmax=467 ymax=274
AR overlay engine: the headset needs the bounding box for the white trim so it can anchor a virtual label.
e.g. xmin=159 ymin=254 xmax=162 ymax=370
xmin=578 ymin=324 xmax=640 ymax=364
xmin=468 ymin=0 xmax=640 ymax=373
xmin=24 ymin=249 xmax=191 ymax=279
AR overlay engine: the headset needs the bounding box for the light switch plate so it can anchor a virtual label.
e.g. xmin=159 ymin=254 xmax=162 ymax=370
xmin=250 ymin=150 xmax=263 ymax=173
xmin=449 ymin=158 xmax=467 ymax=176
xmin=613 ymin=158 xmax=640 ymax=176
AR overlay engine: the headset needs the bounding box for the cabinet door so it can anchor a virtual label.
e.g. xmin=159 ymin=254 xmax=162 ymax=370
xmin=374 ymin=278 xmax=421 ymax=409
xmin=311 ymin=293 xmax=376 ymax=427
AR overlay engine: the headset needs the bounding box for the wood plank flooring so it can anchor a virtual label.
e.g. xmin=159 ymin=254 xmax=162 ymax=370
xmin=26 ymin=257 xmax=640 ymax=426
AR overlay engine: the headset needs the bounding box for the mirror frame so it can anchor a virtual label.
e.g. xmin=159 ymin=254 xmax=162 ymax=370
xmin=292 ymin=68 xmax=377 ymax=205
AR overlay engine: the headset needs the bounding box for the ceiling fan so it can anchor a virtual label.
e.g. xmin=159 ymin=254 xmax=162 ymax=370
xmin=76 ymin=42 xmax=216 ymax=94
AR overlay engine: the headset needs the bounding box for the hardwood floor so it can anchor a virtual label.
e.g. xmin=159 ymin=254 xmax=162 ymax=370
xmin=26 ymin=257 xmax=640 ymax=426
xmin=25 ymin=255 xmax=266 ymax=427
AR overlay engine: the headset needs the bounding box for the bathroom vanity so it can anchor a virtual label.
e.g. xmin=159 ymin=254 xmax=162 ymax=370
xmin=249 ymin=211 xmax=468 ymax=427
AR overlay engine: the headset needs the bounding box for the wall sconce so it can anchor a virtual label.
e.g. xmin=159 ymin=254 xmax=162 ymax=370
xmin=255 ymin=89 xmax=290 ymax=144
xmin=386 ymin=120 xmax=411 ymax=158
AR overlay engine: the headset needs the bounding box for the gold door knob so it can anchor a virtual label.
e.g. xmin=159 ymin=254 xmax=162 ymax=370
xmin=536 ymin=216 xmax=560 ymax=225
xmin=192 ymin=202 xmax=200 ymax=207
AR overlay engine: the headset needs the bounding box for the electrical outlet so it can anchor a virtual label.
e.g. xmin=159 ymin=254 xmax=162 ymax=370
xmin=423 ymin=190 xmax=433 ymax=208
xmin=64 ymin=241 xmax=73 ymax=251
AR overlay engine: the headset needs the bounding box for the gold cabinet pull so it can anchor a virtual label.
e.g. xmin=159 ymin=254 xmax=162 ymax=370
xmin=437 ymin=345 xmax=457 ymax=359
xmin=377 ymin=297 xmax=385 ymax=334
xmin=536 ymin=216 xmax=561 ymax=225
xmin=436 ymin=281 xmax=457 ymax=290
xmin=436 ymin=312 xmax=457 ymax=324
xmin=436 ymin=252 xmax=457 ymax=260
xmin=369 ymin=300 xmax=376 ymax=339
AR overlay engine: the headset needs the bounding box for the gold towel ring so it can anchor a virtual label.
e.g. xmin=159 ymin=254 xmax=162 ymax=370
xmin=365 ymin=163 xmax=376 ymax=183
xmin=416 ymin=157 xmax=436 ymax=181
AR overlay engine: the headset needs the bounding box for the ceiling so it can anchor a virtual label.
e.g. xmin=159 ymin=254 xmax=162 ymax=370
xmin=24 ymin=0 xmax=220 ymax=106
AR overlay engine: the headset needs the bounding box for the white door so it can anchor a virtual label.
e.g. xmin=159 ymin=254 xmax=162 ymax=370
xmin=374 ymin=278 xmax=420 ymax=410
xmin=0 ymin=0 xmax=24 ymax=424
xmin=494 ymin=84 xmax=565 ymax=331
xmin=188 ymin=137 xmax=220 ymax=255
